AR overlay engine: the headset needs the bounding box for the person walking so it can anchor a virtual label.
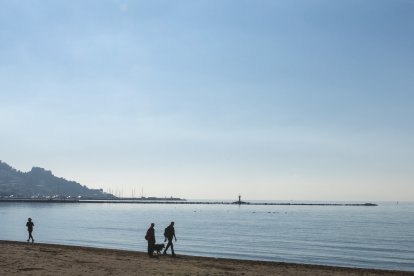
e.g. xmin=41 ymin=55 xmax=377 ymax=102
xmin=145 ymin=223 xmax=156 ymax=257
xmin=163 ymin=221 xmax=177 ymax=256
xmin=26 ymin=218 xmax=34 ymax=243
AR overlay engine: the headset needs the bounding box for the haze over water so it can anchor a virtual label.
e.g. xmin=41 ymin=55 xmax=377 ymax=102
xmin=1 ymin=202 xmax=413 ymax=272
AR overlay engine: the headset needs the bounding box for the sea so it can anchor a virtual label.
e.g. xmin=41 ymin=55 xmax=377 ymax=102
xmin=1 ymin=201 xmax=413 ymax=272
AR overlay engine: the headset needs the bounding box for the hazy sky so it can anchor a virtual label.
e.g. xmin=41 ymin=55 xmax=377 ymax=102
xmin=1 ymin=0 xmax=413 ymax=201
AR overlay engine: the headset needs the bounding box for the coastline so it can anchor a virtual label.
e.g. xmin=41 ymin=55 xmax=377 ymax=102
xmin=1 ymin=241 xmax=411 ymax=275
xmin=0 ymin=198 xmax=378 ymax=206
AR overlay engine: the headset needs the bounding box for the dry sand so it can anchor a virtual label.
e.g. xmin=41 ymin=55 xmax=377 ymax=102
xmin=0 ymin=241 xmax=412 ymax=276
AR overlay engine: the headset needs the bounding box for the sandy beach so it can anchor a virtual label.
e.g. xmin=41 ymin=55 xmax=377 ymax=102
xmin=0 ymin=241 xmax=412 ymax=276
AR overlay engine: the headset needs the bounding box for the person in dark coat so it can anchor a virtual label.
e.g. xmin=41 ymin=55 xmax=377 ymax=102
xmin=26 ymin=218 xmax=34 ymax=243
xmin=145 ymin=223 xmax=156 ymax=257
xmin=163 ymin=221 xmax=177 ymax=256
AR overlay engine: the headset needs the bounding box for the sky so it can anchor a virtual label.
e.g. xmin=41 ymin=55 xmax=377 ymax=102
xmin=1 ymin=0 xmax=413 ymax=201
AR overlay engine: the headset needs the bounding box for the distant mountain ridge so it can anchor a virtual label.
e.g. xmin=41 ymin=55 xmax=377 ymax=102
xmin=0 ymin=160 xmax=114 ymax=199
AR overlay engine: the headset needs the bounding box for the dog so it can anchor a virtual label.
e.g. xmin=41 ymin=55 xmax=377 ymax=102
xmin=154 ymin=243 xmax=165 ymax=255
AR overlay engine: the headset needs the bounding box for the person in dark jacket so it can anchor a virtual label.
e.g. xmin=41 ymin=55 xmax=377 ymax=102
xmin=145 ymin=223 xmax=156 ymax=257
xmin=26 ymin=218 xmax=34 ymax=243
xmin=163 ymin=221 xmax=177 ymax=256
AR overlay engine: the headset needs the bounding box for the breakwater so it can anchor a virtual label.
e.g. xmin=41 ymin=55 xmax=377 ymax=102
xmin=0 ymin=198 xmax=377 ymax=206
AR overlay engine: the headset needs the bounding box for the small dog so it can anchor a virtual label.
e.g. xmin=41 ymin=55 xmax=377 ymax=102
xmin=154 ymin=243 xmax=165 ymax=255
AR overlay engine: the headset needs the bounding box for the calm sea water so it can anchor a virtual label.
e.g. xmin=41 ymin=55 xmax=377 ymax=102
xmin=0 ymin=201 xmax=413 ymax=272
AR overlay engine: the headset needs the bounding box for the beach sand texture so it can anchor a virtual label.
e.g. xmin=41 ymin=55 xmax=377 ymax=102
xmin=0 ymin=241 xmax=412 ymax=276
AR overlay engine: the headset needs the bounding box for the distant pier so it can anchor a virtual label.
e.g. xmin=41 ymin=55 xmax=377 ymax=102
xmin=0 ymin=198 xmax=377 ymax=206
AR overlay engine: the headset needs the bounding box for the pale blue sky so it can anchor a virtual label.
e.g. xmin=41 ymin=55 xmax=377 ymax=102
xmin=1 ymin=0 xmax=413 ymax=201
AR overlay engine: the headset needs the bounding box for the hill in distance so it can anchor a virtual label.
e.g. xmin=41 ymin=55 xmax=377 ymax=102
xmin=0 ymin=160 xmax=115 ymax=199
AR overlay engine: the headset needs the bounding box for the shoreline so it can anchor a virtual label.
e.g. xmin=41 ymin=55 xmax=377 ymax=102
xmin=1 ymin=240 xmax=411 ymax=275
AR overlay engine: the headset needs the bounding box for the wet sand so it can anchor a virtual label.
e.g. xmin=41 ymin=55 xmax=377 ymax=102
xmin=0 ymin=241 xmax=412 ymax=275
